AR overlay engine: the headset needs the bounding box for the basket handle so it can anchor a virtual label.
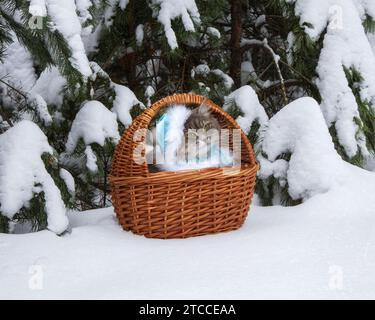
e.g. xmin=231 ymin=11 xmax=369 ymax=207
xmin=111 ymin=93 xmax=256 ymax=177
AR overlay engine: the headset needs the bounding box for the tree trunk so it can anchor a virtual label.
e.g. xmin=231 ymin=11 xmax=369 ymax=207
xmin=111 ymin=0 xmax=137 ymax=88
xmin=229 ymin=0 xmax=243 ymax=88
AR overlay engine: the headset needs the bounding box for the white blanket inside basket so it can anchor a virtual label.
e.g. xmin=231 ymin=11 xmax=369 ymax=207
xmin=152 ymin=104 xmax=234 ymax=171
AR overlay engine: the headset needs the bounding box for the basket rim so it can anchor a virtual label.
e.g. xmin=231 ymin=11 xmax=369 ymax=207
xmin=110 ymin=162 xmax=259 ymax=185
xmin=110 ymin=93 xmax=257 ymax=178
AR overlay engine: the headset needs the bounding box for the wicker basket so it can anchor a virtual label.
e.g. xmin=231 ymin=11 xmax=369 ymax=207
xmin=110 ymin=93 xmax=258 ymax=239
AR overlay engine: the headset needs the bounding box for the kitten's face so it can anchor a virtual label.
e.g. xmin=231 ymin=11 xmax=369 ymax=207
xmin=184 ymin=103 xmax=220 ymax=131
xmin=177 ymin=103 xmax=221 ymax=161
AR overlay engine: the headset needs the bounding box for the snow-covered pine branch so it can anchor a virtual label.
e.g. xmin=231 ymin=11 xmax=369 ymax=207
xmin=65 ymin=100 xmax=120 ymax=172
xmin=259 ymin=97 xmax=346 ymax=202
xmin=151 ymin=0 xmax=201 ymax=49
xmin=112 ymin=84 xmax=145 ymax=127
xmin=223 ymin=85 xmax=268 ymax=135
xmin=29 ymin=0 xmax=92 ymax=77
xmin=191 ymin=63 xmax=235 ymax=92
xmin=0 ymin=120 xmax=68 ymax=234
xmin=89 ymin=62 xmax=145 ymax=127
xmin=241 ymin=38 xmax=288 ymax=105
xmin=291 ymin=0 xmax=375 ymax=161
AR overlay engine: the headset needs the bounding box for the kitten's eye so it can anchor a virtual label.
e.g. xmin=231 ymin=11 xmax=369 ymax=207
xmin=188 ymin=131 xmax=198 ymax=138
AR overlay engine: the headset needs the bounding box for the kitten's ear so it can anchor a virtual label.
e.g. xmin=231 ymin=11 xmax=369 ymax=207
xmin=198 ymin=102 xmax=211 ymax=116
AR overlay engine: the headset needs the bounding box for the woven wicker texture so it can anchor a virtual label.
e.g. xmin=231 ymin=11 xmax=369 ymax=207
xmin=110 ymin=93 xmax=258 ymax=239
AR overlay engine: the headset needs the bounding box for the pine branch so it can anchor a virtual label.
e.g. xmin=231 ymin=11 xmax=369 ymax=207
xmin=241 ymin=38 xmax=288 ymax=105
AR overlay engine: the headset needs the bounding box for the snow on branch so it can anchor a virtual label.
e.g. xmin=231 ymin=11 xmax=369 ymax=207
xmin=29 ymin=0 xmax=47 ymax=16
xmin=119 ymin=0 xmax=129 ymax=10
xmin=211 ymin=69 xmax=234 ymax=90
xmin=111 ymin=84 xmax=145 ymax=127
xmin=89 ymin=62 xmax=145 ymax=127
xmin=59 ymin=168 xmax=75 ymax=195
xmin=0 ymin=120 xmax=68 ymax=234
xmin=28 ymin=93 xmax=52 ymax=125
xmin=292 ymin=0 xmax=375 ymax=158
xmin=241 ymin=38 xmax=288 ymax=105
xmin=151 ymin=0 xmax=201 ymax=49
xmin=260 ymin=97 xmax=345 ymax=200
xmin=75 ymin=0 xmax=93 ymax=25
xmin=31 ymin=66 xmax=67 ymax=107
xmin=192 ymin=63 xmax=234 ymax=90
xmin=65 ymin=100 xmax=120 ymax=153
xmin=65 ymin=100 xmax=120 ymax=172
xmin=0 ymin=38 xmax=37 ymax=95
xmin=223 ymin=85 xmax=268 ymax=134
xmin=43 ymin=0 xmax=92 ymax=77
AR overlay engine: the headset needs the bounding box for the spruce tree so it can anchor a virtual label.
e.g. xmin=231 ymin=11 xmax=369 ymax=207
xmin=1 ymin=0 xmax=375 ymax=232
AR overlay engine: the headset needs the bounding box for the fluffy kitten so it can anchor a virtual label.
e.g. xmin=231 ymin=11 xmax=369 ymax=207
xmin=176 ymin=103 xmax=221 ymax=162
xmin=148 ymin=103 xmax=221 ymax=172
xmin=184 ymin=103 xmax=220 ymax=132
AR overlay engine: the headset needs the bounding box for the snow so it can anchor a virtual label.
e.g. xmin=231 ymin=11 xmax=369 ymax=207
xmin=193 ymin=63 xmax=211 ymax=77
xmin=46 ymin=0 xmax=92 ymax=77
xmin=31 ymin=67 xmax=67 ymax=107
xmin=292 ymin=0 xmax=375 ymax=158
xmin=29 ymin=94 xmax=52 ymax=125
xmin=65 ymin=100 xmax=120 ymax=153
xmin=111 ymin=83 xmax=145 ymax=127
xmin=59 ymin=168 xmax=75 ymax=195
xmin=207 ymin=27 xmax=221 ymax=38
xmin=257 ymin=156 xmax=289 ymax=187
xmin=152 ymin=0 xmax=201 ymax=49
xmin=89 ymin=62 xmax=143 ymax=127
xmin=223 ymin=85 xmax=268 ymax=134
xmin=255 ymin=14 xmax=266 ymax=27
xmin=0 ymin=40 xmax=60 ymax=124
xmin=29 ymin=0 xmax=47 ymax=16
xmin=260 ymin=97 xmax=346 ymax=200
xmin=1 ymin=161 xmax=375 ymax=299
xmin=211 ymin=69 xmax=234 ymax=89
xmin=119 ymin=0 xmax=129 ymax=10
xmin=29 ymin=0 xmax=97 ymax=54
xmin=84 ymin=145 xmax=98 ymax=172
xmin=192 ymin=65 xmax=234 ymax=89
xmin=360 ymin=0 xmax=375 ymax=21
xmin=135 ymin=24 xmax=144 ymax=46
xmin=369 ymin=33 xmax=375 ymax=55
xmin=103 ymin=0 xmax=118 ymax=27
xmin=241 ymin=38 xmax=285 ymax=95
xmin=75 ymin=0 xmax=93 ymax=24
xmin=89 ymin=61 xmax=110 ymax=81
xmin=287 ymin=31 xmax=295 ymax=65
xmin=0 ymin=38 xmax=36 ymax=95
xmin=240 ymin=60 xmax=254 ymax=85
xmin=145 ymin=85 xmax=155 ymax=107
xmin=0 ymin=120 xmax=68 ymax=234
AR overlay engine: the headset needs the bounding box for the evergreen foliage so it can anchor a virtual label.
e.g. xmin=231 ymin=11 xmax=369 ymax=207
xmin=1 ymin=0 xmax=375 ymax=231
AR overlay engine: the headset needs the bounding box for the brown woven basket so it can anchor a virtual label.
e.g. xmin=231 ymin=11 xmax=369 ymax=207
xmin=110 ymin=93 xmax=258 ymax=239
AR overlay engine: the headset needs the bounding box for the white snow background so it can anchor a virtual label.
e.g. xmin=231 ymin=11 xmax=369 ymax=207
xmin=1 ymin=160 xmax=374 ymax=299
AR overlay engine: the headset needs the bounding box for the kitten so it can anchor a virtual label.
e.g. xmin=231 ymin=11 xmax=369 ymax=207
xmin=177 ymin=103 xmax=221 ymax=163
xmin=147 ymin=103 xmax=221 ymax=172
xmin=184 ymin=103 xmax=220 ymax=132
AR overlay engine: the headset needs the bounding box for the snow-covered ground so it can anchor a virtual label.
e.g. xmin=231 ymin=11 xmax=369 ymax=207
xmin=1 ymin=162 xmax=375 ymax=300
